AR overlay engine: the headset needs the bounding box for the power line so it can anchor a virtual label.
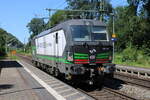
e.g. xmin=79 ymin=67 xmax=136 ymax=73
xmin=55 ymin=0 xmax=64 ymax=5
xmin=45 ymin=0 xmax=111 ymax=21
xmin=45 ymin=8 xmax=98 ymax=13
xmin=45 ymin=8 xmax=99 ymax=20
xmin=55 ymin=1 xmax=67 ymax=9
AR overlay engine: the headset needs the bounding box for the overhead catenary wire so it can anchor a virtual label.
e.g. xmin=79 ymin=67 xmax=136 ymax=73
xmin=45 ymin=8 xmax=98 ymax=13
xmin=55 ymin=0 xmax=67 ymax=9
xmin=45 ymin=0 xmax=126 ymax=21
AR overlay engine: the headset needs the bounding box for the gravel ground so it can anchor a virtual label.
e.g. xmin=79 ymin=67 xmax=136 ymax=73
xmin=104 ymin=78 xmax=150 ymax=100
xmin=119 ymin=84 xmax=150 ymax=100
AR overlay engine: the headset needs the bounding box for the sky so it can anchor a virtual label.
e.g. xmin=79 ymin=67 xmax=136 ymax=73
xmin=0 ymin=0 xmax=127 ymax=43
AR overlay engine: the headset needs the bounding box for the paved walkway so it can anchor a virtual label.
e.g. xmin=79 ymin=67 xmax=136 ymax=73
xmin=0 ymin=60 xmax=56 ymax=100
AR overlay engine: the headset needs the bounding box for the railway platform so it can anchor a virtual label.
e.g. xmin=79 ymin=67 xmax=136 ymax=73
xmin=0 ymin=60 xmax=94 ymax=100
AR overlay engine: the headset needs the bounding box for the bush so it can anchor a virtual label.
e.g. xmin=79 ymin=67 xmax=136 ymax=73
xmin=0 ymin=47 xmax=6 ymax=56
xmin=122 ymin=47 xmax=137 ymax=62
xmin=117 ymin=47 xmax=150 ymax=67
xmin=136 ymin=51 xmax=150 ymax=66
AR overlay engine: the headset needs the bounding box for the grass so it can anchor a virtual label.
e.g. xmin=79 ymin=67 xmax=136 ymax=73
xmin=10 ymin=55 xmax=19 ymax=60
xmin=0 ymin=56 xmax=7 ymax=60
xmin=114 ymin=53 xmax=150 ymax=68
xmin=0 ymin=53 xmax=19 ymax=60
xmin=7 ymin=53 xmax=19 ymax=60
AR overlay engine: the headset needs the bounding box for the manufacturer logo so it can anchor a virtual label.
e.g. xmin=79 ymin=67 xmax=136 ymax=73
xmin=90 ymin=55 xmax=95 ymax=59
xmin=89 ymin=49 xmax=96 ymax=54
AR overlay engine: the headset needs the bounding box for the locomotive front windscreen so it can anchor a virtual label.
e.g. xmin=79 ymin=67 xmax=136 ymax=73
xmin=71 ymin=25 xmax=108 ymax=41
xmin=92 ymin=26 xmax=107 ymax=41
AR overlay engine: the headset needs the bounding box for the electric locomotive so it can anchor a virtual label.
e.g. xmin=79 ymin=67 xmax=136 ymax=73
xmin=31 ymin=19 xmax=115 ymax=85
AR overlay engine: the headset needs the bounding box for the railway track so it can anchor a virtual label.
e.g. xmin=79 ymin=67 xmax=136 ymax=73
xmin=16 ymin=54 xmax=33 ymax=65
xmin=77 ymin=86 xmax=137 ymax=100
xmin=17 ymin=54 xmax=147 ymax=100
xmin=114 ymin=72 xmax=150 ymax=89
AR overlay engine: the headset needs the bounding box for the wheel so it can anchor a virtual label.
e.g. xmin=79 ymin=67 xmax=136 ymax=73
xmin=54 ymin=68 xmax=60 ymax=77
xmin=42 ymin=64 xmax=46 ymax=70
xmin=32 ymin=60 xmax=36 ymax=66
xmin=47 ymin=67 xmax=54 ymax=75
xmin=36 ymin=62 xmax=40 ymax=68
xmin=31 ymin=60 xmax=34 ymax=64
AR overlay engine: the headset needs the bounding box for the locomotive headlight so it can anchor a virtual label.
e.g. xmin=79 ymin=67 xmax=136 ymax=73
xmin=67 ymin=52 xmax=73 ymax=61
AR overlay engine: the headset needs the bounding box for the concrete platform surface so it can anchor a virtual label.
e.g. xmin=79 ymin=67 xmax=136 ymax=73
xmin=0 ymin=60 xmax=57 ymax=100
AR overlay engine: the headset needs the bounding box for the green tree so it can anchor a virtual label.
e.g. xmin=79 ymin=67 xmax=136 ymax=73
xmin=46 ymin=11 xmax=67 ymax=28
xmin=127 ymin=0 xmax=150 ymax=20
xmin=0 ymin=28 xmax=6 ymax=56
xmin=0 ymin=28 xmax=23 ymax=56
xmin=108 ymin=5 xmax=150 ymax=55
xmin=27 ymin=18 xmax=46 ymax=39
xmin=142 ymin=0 xmax=150 ymax=21
xmin=127 ymin=0 xmax=140 ymax=15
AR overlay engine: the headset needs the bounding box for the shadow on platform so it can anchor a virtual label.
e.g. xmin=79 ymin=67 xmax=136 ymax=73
xmin=0 ymin=86 xmax=44 ymax=95
xmin=0 ymin=84 xmax=14 ymax=90
xmin=0 ymin=61 xmax=22 ymax=68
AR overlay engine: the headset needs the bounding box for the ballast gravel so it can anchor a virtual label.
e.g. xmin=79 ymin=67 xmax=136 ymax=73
xmin=119 ymin=84 xmax=150 ymax=100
